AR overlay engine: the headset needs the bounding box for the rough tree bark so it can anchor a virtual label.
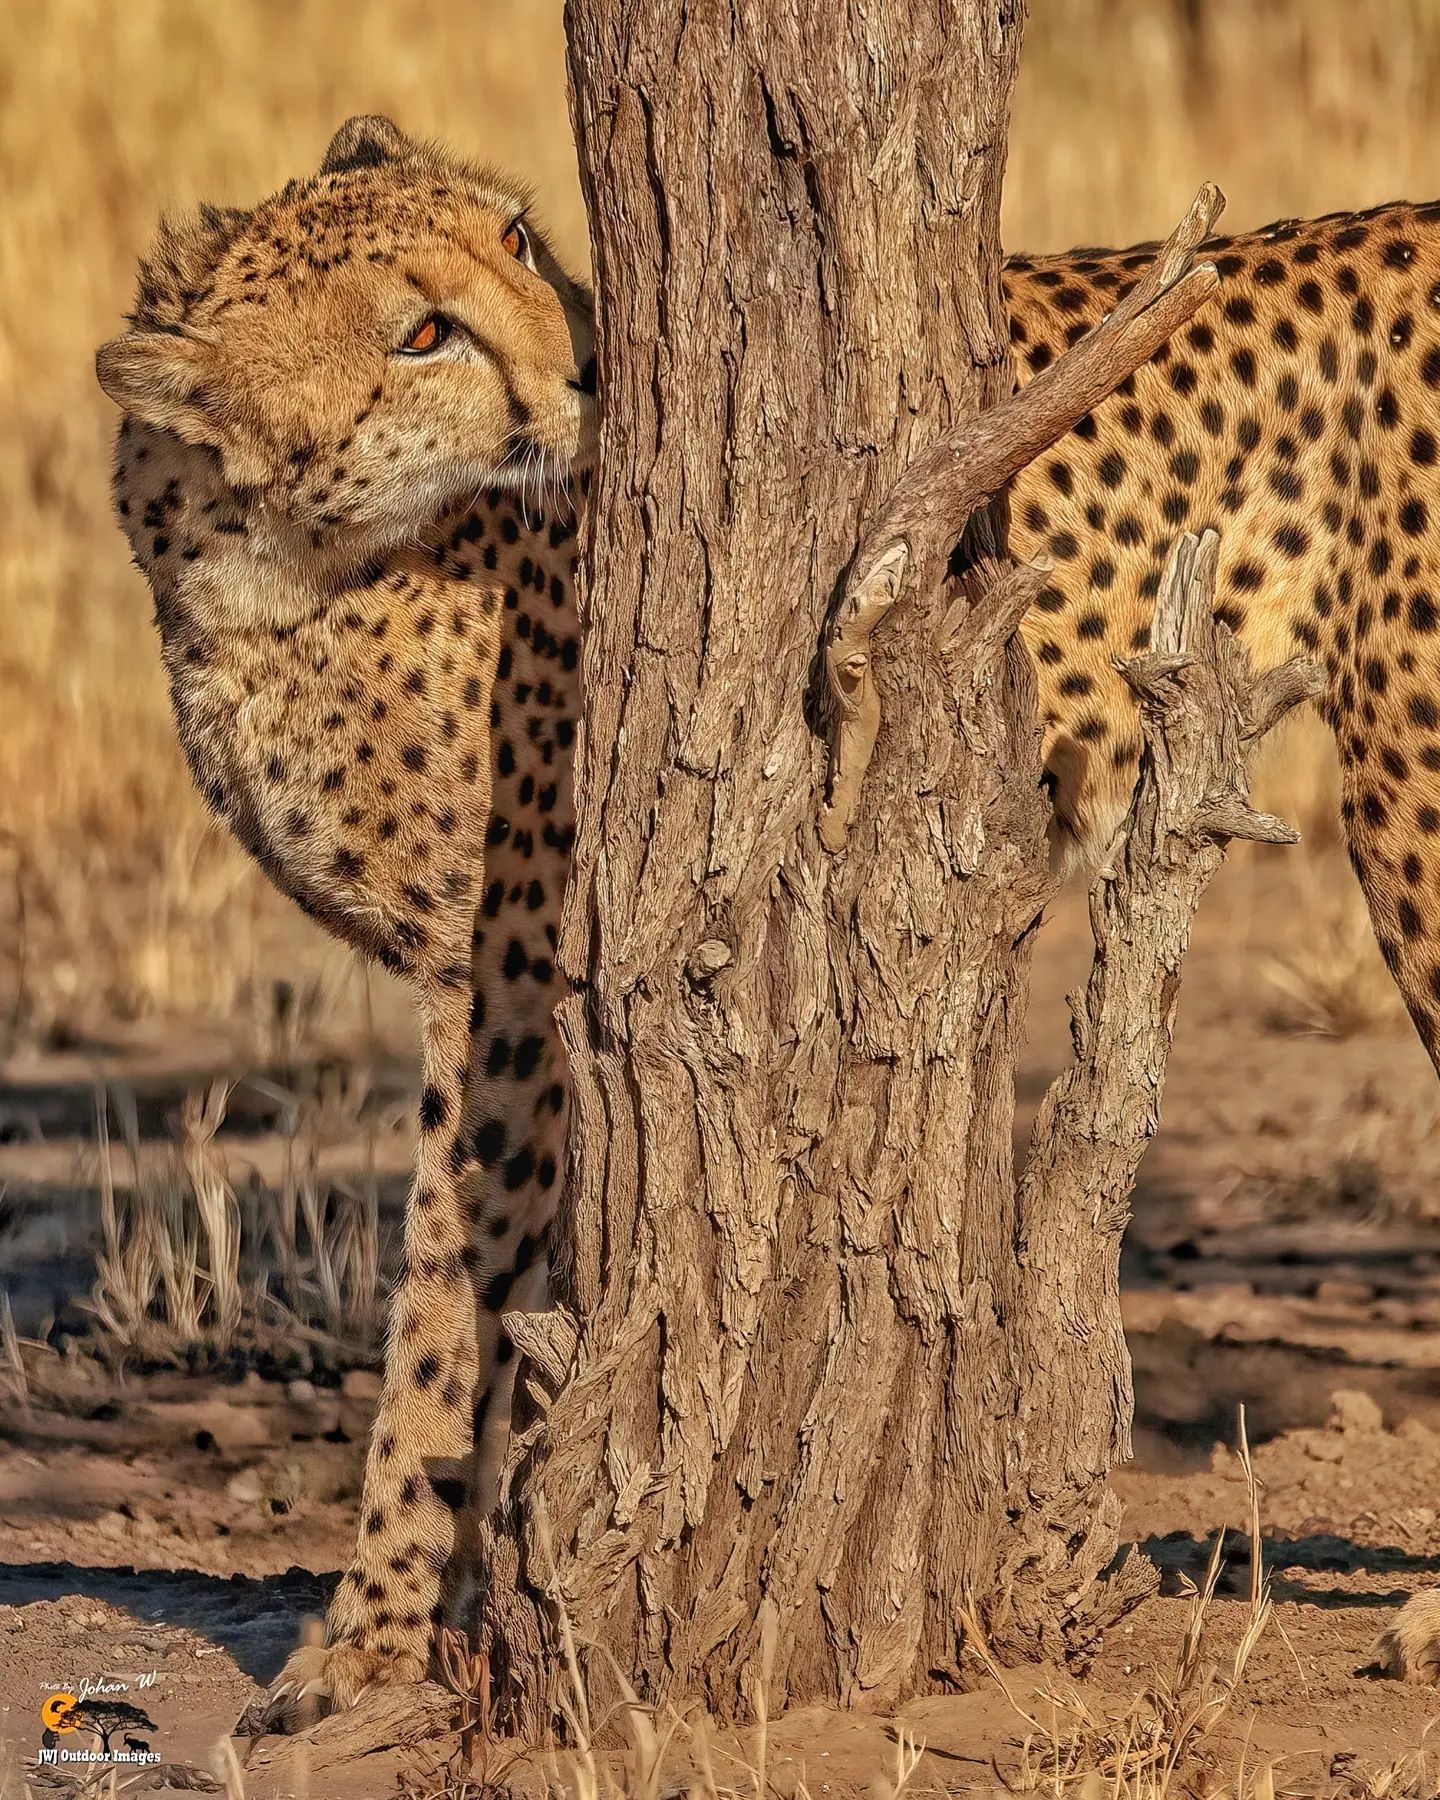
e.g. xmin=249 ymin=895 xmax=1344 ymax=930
xmin=473 ymin=5 xmax=1271 ymax=1739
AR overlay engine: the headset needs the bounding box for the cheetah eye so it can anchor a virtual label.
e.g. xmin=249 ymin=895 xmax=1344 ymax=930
xmin=399 ymin=313 xmax=451 ymax=355
xmin=501 ymin=218 xmax=529 ymax=262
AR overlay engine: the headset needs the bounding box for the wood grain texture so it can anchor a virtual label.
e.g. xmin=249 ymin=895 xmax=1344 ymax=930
xmin=473 ymin=8 xmax=1301 ymax=1743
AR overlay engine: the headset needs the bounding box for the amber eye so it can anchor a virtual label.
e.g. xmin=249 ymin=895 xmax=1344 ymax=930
xmin=400 ymin=313 xmax=451 ymax=355
xmin=501 ymin=218 xmax=529 ymax=261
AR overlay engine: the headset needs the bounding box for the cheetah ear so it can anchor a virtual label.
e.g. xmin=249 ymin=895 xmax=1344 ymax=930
xmin=96 ymin=328 xmax=216 ymax=439
xmin=321 ymin=114 xmax=412 ymax=175
xmin=134 ymin=206 xmax=250 ymax=330
xmin=97 ymin=330 xmax=270 ymax=489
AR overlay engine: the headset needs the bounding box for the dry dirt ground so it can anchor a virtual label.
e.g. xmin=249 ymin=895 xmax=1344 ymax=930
xmin=4 ymin=855 xmax=1440 ymax=1796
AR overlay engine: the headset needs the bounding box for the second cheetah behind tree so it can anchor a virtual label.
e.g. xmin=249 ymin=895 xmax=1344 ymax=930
xmin=98 ymin=115 xmax=1440 ymax=1729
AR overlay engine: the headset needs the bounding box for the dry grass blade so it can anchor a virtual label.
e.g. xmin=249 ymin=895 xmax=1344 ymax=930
xmin=87 ymin=1085 xmax=160 ymax=1353
xmin=215 ymin=1733 xmax=249 ymax=1799
xmin=178 ymin=1082 xmax=242 ymax=1350
xmin=518 ymin=1498 xmax=846 ymax=1800
xmin=0 ymin=1291 xmax=28 ymax=1410
xmin=436 ymin=1630 xmax=491 ymax=1767
xmin=964 ymin=1416 xmax=1274 ymax=1797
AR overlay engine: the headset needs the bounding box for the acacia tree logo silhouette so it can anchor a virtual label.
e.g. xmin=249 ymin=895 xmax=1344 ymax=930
xmin=38 ymin=1693 xmax=157 ymax=1756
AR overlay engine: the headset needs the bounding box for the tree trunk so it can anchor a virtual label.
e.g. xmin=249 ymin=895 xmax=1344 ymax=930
xmin=476 ymin=1 xmax=1224 ymax=1738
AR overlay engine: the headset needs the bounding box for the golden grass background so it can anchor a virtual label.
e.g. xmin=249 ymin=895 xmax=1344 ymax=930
xmin=5 ymin=0 xmax=1440 ymax=1043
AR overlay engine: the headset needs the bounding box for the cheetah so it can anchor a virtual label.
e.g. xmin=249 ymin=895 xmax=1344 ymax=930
xmin=96 ymin=115 xmax=593 ymax=1726
xmin=99 ymin=113 xmax=1440 ymax=1724
xmin=1004 ymin=200 xmax=1440 ymax=1073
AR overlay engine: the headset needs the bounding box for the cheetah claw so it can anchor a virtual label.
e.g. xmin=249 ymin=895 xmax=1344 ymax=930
xmin=238 ymin=1641 xmax=428 ymax=1736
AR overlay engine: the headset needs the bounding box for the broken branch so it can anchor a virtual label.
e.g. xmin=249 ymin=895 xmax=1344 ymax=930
xmin=820 ymin=181 xmax=1226 ymax=851
xmin=1021 ymin=525 xmax=1319 ymax=1250
xmin=1003 ymin=528 xmax=1318 ymax=1654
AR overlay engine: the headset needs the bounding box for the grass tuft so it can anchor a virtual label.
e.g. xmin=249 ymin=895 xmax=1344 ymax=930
xmin=83 ymin=1079 xmax=387 ymax=1368
xmin=964 ymin=1412 xmax=1273 ymax=1798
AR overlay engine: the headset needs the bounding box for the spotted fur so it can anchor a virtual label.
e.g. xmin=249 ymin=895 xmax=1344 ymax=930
xmin=1008 ymin=199 xmax=1440 ymax=1074
xmin=97 ymin=115 xmax=592 ymax=1725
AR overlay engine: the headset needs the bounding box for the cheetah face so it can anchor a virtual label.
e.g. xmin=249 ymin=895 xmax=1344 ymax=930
xmin=96 ymin=115 xmax=595 ymax=567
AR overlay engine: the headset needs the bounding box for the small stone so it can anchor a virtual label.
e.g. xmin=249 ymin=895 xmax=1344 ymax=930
xmin=286 ymin=1378 xmax=318 ymax=1404
xmin=226 ymin=1468 xmax=263 ymax=1504
xmin=1329 ymin=1388 xmax=1384 ymax=1434
xmin=1304 ymin=1433 xmax=1344 ymax=1463
xmin=340 ymin=1369 xmax=382 ymax=1401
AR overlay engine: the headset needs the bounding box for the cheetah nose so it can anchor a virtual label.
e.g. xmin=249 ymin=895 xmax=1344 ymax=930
xmin=572 ymin=356 xmax=597 ymax=396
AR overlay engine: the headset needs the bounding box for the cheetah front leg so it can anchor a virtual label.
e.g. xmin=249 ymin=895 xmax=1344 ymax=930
xmin=252 ymin=887 xmax=569 ymax=1730
xmin=455 ymin=890 xmax=570 ymax=1527
xmin=256 ymin=967 xmax=486 ymax=1731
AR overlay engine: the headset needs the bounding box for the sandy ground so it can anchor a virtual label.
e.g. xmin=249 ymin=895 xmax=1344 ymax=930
xmin=5 ymin=855 xmax=1440 ymax=1795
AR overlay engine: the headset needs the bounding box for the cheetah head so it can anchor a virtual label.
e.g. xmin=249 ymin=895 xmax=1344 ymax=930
xmin=96 ymin=115 xmax=595 ymax=568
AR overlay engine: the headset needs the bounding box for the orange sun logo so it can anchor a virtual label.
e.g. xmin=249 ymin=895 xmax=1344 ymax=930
xmin=40 ymin=1692 xmax=79 ymax=1733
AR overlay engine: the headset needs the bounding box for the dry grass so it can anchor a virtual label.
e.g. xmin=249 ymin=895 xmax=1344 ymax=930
xmin=1257 ymin=872 xmax=1401 ymax=1041
xmin=0 ymin=1291 xmax=28 ymax=1412
xmin=1236 ymin=1071 xmax=1440 ymax=1225
xmin=393 ymin=1508 xmax=926 ymax=1800
xmin=82 ymin=1076 xmax=388 ymax=1365
xmin=1237 ymin=715 xmax=1400 ymax=1041
xmin=961 ymin=1417 xmax=1271 ymax=1799
xmin=5 ymin=0 xmax=1440 ymax=1038
xmin=290 ymin=1425 xmax=1435 ymax=1800
xmin=963 ymin=1418 xmax=1440 ymax=1800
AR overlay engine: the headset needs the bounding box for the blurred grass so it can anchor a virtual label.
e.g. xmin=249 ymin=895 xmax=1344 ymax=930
xmin=3 ymin=0 xmax=1436 ymax=1042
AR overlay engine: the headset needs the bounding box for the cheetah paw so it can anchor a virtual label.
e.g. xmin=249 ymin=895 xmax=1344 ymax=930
xmin=1365 ymin=1589 xmax=1440 ymax=1683
xmin=238 ymin=1641 xmax=428 ymax=1735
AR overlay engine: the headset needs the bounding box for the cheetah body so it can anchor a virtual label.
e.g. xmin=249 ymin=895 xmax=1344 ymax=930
xmin=1007 ymin=201 xmax=1440 ymax=1080
xmin=99 ymin=116 xmax=590 ymax=1724
xmin=100 ymin=126 xmax=1440 ymax=1727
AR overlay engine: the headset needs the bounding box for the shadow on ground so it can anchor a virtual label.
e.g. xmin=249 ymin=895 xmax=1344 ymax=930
xmin=0 ymin=1559 xmax=336 ymax=1683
